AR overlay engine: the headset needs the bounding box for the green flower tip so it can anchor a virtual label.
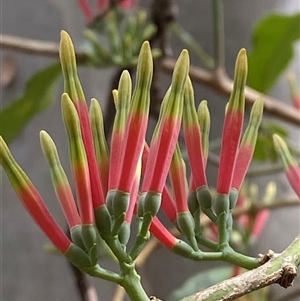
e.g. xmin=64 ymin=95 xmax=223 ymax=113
xmin=184 ymin=76 xmax=194 ymax=101
xmin=61 ymin=93 xmax=80 ymax=134
xmin=112 ymin=89 xmax=118 ymax=108
xmin=172 ymin=49 xmax=190 ymax=89
xmin=59 ymin=30 xmax=76 ymax=68
xmin=0 ymin=136 xmax=9 ymax=165
xmin=198 ymin=100 xmax=210 ymax=128
xmin=137 ymin=41 xmax=153 ymax=83
xmin=117 ymin=70 xmax=132 ymax=108
xmin=273 ymin=134 xmax=297 ymax=168
xmin=273 ymin=134 xmax=286 ymax=153
xmin=234 ymin=48 xmax=248 ymax=90
xmin=90 ymin=98 xmax=103 ymax=122
xmin=250 ymin=97 xmax=264 ymax=124
xmin=40 ymin=130 xmax=59 ymax=163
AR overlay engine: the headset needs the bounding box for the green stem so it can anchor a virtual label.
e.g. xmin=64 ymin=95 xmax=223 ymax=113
xmin=195 ymin=232 xmax=218 ymax=251
xmin=101 ymin=234 xmax=131 ymax=263
xmin=221 ymin=246 xmax=260 ymax=269
xmin=82 ymin=264 xmax=122 ymax=284
xmin=212 ymin=0 xmax=225 ymax=69
xmin=120 ymin=262 xmax=149 ymax=301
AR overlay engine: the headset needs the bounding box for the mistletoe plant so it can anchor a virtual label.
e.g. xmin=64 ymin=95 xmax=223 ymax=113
xmin=1 ymin=31 xmax=299 ymax=301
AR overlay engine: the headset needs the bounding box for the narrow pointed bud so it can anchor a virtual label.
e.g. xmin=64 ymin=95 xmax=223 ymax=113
xmin=61 ymin=94 xmax=94 ymax=225
xmin=217 ymin=49 xmax=247 ymax=194
xmin=183 ymin=76 xmax=207 ymax=189
xmin=142 ymin=49 xmax=190 ymax=193
xmin=90 ymin=98 xmax=110 ymax=196
xmin=59 ymin=31 xmax=85 ymax=103
xmin=0 ymin=136 xmax=72 ymax=253
xmin=197 ymin=100 xmax=210 ymax=166
xmin=273 ymin=134 xmax=300 ymax=197
xmin=109 ymin=70 xmax=132 ymax=190
xmin=117 ymin=41 xmax=153 ymax=193
xmin=169 ymin=144 xmax=189 ymax=213
xmin=232 ymin=98 xmax=264 ymax=191
xmin=60 ymin=30 xmax=104 ymax=208
xmin=40 ymin=130 xmax=81 ymax=229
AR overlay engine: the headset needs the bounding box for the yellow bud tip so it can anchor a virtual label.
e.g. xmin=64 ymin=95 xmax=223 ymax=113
xmin=112 ymin=89 xmax=118 ymax=108
xmin=174 ymin=49 xmax=190 ymax=76
xmin=61 ymin=93 xmax=79 ymax=129
xmin=40 ymin=130 xmax=58 ymax=162
xmin=234 ymin=48 xmax=248 ymax=88
xmin=0 ymin=136 xmax=8 ymax=163
xmin=90 ymin=98 xmax=104 ymax=125
xmin=250 ymin=97 xmax=264 ymax=124
xmin=59 ymin=30 xmax=76 ymax=65
xmin=273 ymin=134 xmax=289 ymax=155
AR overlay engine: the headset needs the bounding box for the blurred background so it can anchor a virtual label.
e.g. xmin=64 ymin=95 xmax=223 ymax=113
xmin=1 ymin=1 xmax=299 ymax=301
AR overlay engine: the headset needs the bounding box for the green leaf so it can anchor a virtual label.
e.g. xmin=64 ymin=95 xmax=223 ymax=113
xmin=253 ymin=121 xmax=289 ymax=162
xmin=247 ymin=13 xmax=300 ymax=93
xmin=166 ymin=266 xmax=233 ymax=301
xmin=0 ymin=63 xmax=61 ymax=143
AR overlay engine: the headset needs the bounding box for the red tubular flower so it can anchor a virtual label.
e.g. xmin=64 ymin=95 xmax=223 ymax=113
xmin=62 ymin=94 xmax=94 ymax=225
xmin=273 ymin=134 xmax=300 ymax=198
xmin=89 ymin=98 xmax=110 ymax=196
xmin=251 ymin=209 xmax=269 ymax=240
xmin=197 ymin=100 xmax=210 ymax=167
xmin=142 ymin=49 xmax=190 ymax=193
xmin=0 ymin=136 xmax=71 ymax=254
xmin=231 ymin=98 xmax=263 ymax=191
xmin=149 ymin=216 xmax=177 ymax=249
xmin=118 ymin=0 xmax=137 ymax=9
xmin=161 ymin=186 xmax=177 ymax=222
xmin=60 ymin=30 xmax=105 ymax=208
xmin=183 ymin=77 xmax=207 ymax=189
xmin=169 ymin=144 xmax=189 ymax=213
xmin=117 ymin=41 xmax=153 ymax=193
xmin=77 ymin=0 xmax=94 ymax=22
xmin=40 ymin=130 xmax=81 ymax=229
xmin=217 ymin=49 xmax=247 ymax=195
xmin=109 ymin=71 xmax=132 ymax=191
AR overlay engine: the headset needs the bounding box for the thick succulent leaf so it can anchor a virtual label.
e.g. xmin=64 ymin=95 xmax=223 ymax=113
xmin=0 ymin=63 xmax=61 ymax=143
xmin=248 ymin=13 xmax=300 ymax=93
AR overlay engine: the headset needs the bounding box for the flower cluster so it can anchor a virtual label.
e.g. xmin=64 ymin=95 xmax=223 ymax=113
xmin=1 ymin=31 xmax=278 ymax=276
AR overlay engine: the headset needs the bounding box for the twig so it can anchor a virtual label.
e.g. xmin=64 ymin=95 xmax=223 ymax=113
xmin=174 ymin=234 xmax=300 ymax=301
xmin=1 ymin=34 xmax=299 ymax=126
